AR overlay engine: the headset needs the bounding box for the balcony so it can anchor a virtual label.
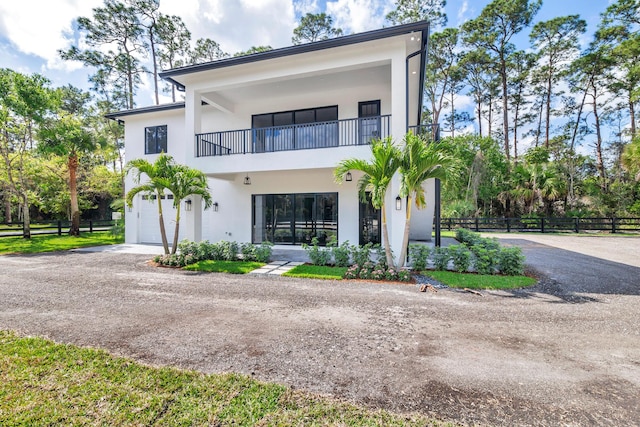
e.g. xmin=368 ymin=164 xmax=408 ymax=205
xmin=195 ymin=115 xmax=391 ymax=157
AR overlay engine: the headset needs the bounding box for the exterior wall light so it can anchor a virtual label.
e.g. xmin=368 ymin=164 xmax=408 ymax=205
xmin=395 ymin=195 xmax=402 ymax=210
xmin=213 ymin=202 xmax=219 ymax=212
xmin=244 ymin=174 xmax=251 ymax=185
xmin=185 ymin=199 xmax=192 ymax=211
xmin=345 ymin=172 xmax=353 ymax=182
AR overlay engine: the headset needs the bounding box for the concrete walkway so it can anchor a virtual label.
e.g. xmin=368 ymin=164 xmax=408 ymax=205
xmin=248 ymin=260 xmax=304 ymax=275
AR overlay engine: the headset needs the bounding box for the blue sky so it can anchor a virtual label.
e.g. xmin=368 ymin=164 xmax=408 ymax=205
xmin=0 ymin=0 xmax=610 ymax=104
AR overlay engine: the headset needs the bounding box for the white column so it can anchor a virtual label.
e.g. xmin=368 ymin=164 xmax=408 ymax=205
xmin=388 ymin=49 xmax=407 ymax=265
xmin=183 ymin=88 xmax=202 ymax=242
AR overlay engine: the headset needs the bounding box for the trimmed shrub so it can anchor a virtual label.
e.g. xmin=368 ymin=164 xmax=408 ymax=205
xmin=498 ymin=247 xmax=525 ymax=276
xmin=448 ymin=244 xmax=472 ymax=273
xmin=409 ymin=244 xmax=430 ymax=271
xmin=472 ymin=247 xmax=498 ymax=275
xmin=303 ymin=237 xmax=331 ymax=266
xmin=350 ymin=242 xmax=374 ymax=266
xmin=254 ymin=241 xmax=273 ymax=263
xmin=431 ymin=247 xmax=450 ymax=271
xmin=332 ymin=240 xmax=351 ymax=267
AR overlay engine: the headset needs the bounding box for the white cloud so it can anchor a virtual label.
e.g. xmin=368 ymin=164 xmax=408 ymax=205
xmin=0 ymin=0 xmax=102 ymax=69
xmin=325 ymin=0 xmax=388 ymax=34
xmin=456 ymin=0 xmax=469 ymax=25
xmin=294 ymin=0 xmax=320 ymax=15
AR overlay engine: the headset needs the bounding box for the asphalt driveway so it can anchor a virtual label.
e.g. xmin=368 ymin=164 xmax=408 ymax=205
xmin=0 ymin=236 xmax=639 ymax=426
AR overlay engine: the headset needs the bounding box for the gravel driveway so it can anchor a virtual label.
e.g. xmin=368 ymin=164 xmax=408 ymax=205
xmin=1 ymin=238 xmax=639 ymax=426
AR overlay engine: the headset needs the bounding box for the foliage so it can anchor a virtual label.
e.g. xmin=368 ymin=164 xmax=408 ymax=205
xmin=426 ymin=271 xmax=537 ymax=289
xmin=409 ymin=244 xmax=431 ymax=271
xmin=0 ymin=331 xmax=440 ymax=426
xmin=0 ymin=232 xmax=122 ymax=255
xmin=292 ymin=13 xmax=342 ymax=45
xmin=431 ymin=247 xmax=451 ymax=271
xmin=158 ymin=239 xmax=272 ymax=267
xmin=350 ymin=242 xmax=375 ymax=266
xmin=282 ymin=265 xmax=347 ymax=280
xmin=498 ymin=247 xmax=526 ymax=276
xmin=343 ymin=262 xmax=411 ymax=282
xmin=331 ymin=239 xmax=351 ymax=267
xmin=448 ymin=244 xmax=472 ymax=272
xmin=302 ymin=237 xmax=332 ymax=266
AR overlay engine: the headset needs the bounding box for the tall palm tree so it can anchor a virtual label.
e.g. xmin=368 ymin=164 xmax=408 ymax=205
xmin=335 ymin=137 xmax=401 ymax=268
xmin=125 ymin=153 xmax=175 ymax=254
xmin=165 ymin=165 xmax=212 ymax=254
xmin=397 ymin=133 xmax=450 ymax=268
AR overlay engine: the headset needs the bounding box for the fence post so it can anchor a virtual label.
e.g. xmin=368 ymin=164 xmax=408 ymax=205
xmin=89 ymin=220 xmax=93 ymax=233
xmin=574 ymin=217 xmax=579 ymax=233
xmin=541 ymin=218 xmax=545 ymax=233
xmin=475 ymin=217 xmax=479 ymax=232
xmin=506 ymin=217 xmax=511 ymax=233
xmin=448 ymin=218 xmax=452 ymax=231
xmin=611 ymin=217 xmax=616 ymax=234
xmin=57 ymin=220 xmax=62 ymax=236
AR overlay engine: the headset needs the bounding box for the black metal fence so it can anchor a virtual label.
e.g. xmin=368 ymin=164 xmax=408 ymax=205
xmin=0 ymin=220 xmax=116 ymax=238
xmin=195 ymin=115 xmax=392 ymax=157
xmin=441 ymin=217 xmax=640 ymax=233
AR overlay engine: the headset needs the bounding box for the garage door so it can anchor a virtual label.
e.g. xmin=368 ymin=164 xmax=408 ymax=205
xmin=138 ymin=194 xmax=182 ymax=244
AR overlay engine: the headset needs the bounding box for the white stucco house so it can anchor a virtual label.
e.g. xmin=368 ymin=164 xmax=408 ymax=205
xmin=106 ymin=20 xmax=440 ymax=262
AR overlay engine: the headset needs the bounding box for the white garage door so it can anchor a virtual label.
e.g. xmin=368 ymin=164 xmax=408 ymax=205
xmin=138 ymin=194 xmax=181 ymax=244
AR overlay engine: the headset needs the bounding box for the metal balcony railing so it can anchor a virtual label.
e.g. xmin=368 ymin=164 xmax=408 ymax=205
xmin=195 ymin=115 xmax=391 ymax=157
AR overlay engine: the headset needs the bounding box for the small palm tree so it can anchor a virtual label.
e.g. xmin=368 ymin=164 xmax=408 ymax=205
xmin=125 ymin=154 xmax=176 ymax=254
xmin=335 ymin=137 xmax=401 ymax=268
xmin=165 ymin=165 xmax=212 ymax=254
xmin=397 ymin=133 xmax=450 ymax=268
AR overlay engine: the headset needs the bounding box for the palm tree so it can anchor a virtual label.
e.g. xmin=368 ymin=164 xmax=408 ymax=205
xmin=125 ymin=153 xmax=175 ymax=254
xmin=397 ymin=133 xmax=450 ymax=268
xmin=165 ymin=165 xmax=212 ymax=254
xmin=335 ymin=137 xmax=401 ymax=268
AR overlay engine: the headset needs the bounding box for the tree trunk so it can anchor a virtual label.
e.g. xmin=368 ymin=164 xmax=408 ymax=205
xmin=545 ymin=58 xmax=553 ymax=148
xmin=171 ymin=204 xmax=181 ymax=255
xmin=592 ymin=89 xmax=607 ymax=190
xmin=380 ymin=203 xmax=395 ymax=269
xmin=3 ymin=184 xmax=11 ymax=223
xmin=156 ymin=191 xmax=170 ymax=254
xmin=630 ymin=97 xmax=636 ymax=139
xmin=397 ymin=196 xmax=413 ymax=269
xmin=570 ymin=88 xmax=588 ymax=151
xmin=150 ymin=29 xmax=159 ymax=105
xmin=500 ymin=60 xmax=510 ymax=161
xmin=22 ymin=196 xmax=30 ymax=239
xmin=477 ymin=99 xmax=483 ymax=137
xmin=68 ymin=154 xmax=80 ymax=236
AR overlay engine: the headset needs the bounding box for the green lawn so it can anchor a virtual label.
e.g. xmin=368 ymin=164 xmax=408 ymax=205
xmin=183 ymin=260 xmax=265 ymax=274
xmin=0 ymin=331 xmax=449 ymax=426
xmin=0 ymin=232 xmax=123 ymax=255
xmin=425 ymin=270 xmax=537 ymax=290
xmin=282 ymin=264 xmax=347 ymax=280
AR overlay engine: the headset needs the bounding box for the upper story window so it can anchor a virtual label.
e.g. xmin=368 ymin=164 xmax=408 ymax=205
xmin=145 ymin=125 xmax=167 ymax=154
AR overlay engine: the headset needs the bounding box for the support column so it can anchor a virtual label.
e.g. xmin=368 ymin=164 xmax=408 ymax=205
xmin=183 ymin=89 xmax=202 ymax=241
xmin=389 ymin=49 xmax=407 ymax=266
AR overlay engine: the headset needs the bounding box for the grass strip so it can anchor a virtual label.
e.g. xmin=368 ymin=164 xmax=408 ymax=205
xmin=425 ymin=270 xmax=537 ymax=290
xmin=0 ymin=232 xmax=123 ymax=255
xmin=282 ymin=264 xmax=347 ymax=280
xmin=0 ymin=331 xmax=450 ymax=426
xmin=183 ymin=260 xmax=265 ymax=274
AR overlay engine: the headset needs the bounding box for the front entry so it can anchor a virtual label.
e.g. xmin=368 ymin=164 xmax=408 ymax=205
xmin=359 ymin=195 xmax=381 ymax=245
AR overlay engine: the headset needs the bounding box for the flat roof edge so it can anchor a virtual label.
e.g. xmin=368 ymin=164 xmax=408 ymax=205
xmin=104 ymin=102 xmax=185 ymax=120
xmin=159 ymin=21 xmax=429 ymax=79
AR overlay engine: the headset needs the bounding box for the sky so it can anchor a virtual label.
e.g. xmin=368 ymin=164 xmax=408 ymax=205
xmin=0 ymin=0 xmax=610 ymax=107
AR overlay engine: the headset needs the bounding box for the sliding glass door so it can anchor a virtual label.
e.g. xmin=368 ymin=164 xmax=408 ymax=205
xmin=253 ymin=193 xmax=338 ymax=245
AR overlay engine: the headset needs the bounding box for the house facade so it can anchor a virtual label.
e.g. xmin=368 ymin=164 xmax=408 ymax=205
xmin=107 ymin=21 xmax=437 ymax=261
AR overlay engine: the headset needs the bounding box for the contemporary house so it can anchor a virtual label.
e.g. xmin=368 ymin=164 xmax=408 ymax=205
xmin=107 ymin=20 xmax=439 ymax=262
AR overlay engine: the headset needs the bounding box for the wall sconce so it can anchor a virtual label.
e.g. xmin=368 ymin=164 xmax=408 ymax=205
xmin=345 ymin=172 xmax=352 ymax=182
xmin=244 ymin=174 xmax=251 ymax=185
xmin=213 ymin=202 xmax=219 ymax=212
xmin=395 ymin=195 xmax=402 ymax=210
xmin=185 ymin=199 xmax=192 ymax=211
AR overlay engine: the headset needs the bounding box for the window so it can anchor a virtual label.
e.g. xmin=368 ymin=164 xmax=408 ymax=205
xmin=145 ymin=125 xmax=167 ymax=154
xmin=251 ymin=106 xmax=338 ymax=152
xmin=252 ymin=193 xmax=338 ymax=245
